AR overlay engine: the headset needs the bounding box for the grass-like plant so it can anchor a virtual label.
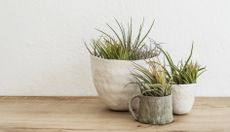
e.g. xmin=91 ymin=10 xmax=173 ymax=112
xmin=159 ymin=43 xmax=206 ymax=84
xmin=85 ymin=19 xmax=160 ymax=60
xmin=132 ymin=61 xmax=172 ymax=97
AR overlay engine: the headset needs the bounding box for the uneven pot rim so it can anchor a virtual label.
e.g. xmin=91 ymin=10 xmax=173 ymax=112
xmin=90 ymin=55 xmax=154 ymax=63
xmin=139 ymin=94 xmax=172 ymax=99
xmin=172 ymin=83 xmax=197 ymax=87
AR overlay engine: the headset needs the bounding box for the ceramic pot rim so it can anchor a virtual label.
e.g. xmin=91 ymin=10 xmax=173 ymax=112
xmin=172 ymin=83 xmax=197 ymax=87
xmin=139 ymin=94 xmax=172 ymax=99
xmin=90 ymin=55 xmax=154 ymax=63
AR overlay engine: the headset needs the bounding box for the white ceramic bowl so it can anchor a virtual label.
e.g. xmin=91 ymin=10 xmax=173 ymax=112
xmin=90 ymin=55 xmax=150 ymax=111
xmin=172 ymin=83 xmax=197 ymax=114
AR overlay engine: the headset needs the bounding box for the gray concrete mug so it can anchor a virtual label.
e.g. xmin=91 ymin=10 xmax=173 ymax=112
xmin=128 ymin=94 xmax=174 ymax=125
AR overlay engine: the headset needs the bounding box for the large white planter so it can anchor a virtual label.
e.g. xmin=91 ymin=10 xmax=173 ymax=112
xmin=172 ymin=83 xmax=197 ymax=114
xmin=90 ymin=55 xmax=149 ymax=111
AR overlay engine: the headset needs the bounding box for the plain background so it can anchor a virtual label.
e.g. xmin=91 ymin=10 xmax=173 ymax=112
xmin=0 ymin=0 xmax=229 ymax=96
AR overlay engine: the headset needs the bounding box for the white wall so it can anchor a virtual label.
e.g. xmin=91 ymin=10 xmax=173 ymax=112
xmin=0 ymin=0 xmax=230 ymax=96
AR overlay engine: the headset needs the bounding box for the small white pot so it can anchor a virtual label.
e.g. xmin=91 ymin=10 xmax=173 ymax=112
xmin=172 ymin=83 xmax=197 ymax=114
xmin=90 ymin=55 xmax=149 ymax=111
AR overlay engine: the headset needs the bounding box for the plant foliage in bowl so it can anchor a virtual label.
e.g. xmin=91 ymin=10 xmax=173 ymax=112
xmin=159 ymin=43 xmax=206 ymax=84
xmin=85 ymin=19 xmax=160 ymax=60
xmin=132 ymin=60 xmax=172 ymax=97
xmin=86 ymin=19 xmax=161 ymax=111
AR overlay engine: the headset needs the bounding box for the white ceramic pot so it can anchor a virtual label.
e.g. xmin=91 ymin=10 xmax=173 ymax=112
xmin=172 ymin=83 xmax=197 ymax=114
xmin=90 ymin=55 xmax=149 ymax=111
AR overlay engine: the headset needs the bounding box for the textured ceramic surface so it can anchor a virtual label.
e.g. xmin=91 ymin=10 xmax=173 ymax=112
xmin=129 ymin=95 xmax=173 ymax=125
xmin=90 ymin=55 xmax=149 ymax=111
xmin=172 ymin=84 xmax=197 ymax=114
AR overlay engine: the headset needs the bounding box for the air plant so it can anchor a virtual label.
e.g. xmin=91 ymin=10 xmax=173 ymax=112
xmin=132 ymin=60 xmax=172 ymax=97
xmin=159 ymin=43 xmax=206 ymax=84
xmin=85 ymin=19 xmax=160 ymax=60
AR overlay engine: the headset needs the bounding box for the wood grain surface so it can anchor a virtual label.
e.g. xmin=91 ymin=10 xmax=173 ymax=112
xmin=0 ymin=96 xmax=229 ymax=132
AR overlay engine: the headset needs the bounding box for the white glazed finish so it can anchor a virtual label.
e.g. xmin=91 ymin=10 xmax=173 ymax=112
xmin=90 ymin=55 xmax=149 ymax=111
xmin=172 ymin=84 xmax=197 ymax=114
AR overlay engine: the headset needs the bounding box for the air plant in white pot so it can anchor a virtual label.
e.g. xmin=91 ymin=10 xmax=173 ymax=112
xmin=160 ymin=43 xmax=206 ymax=114
xmin=85 ymin=19 xmax=160 ymax=111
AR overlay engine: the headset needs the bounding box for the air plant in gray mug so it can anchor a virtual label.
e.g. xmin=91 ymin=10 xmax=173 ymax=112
xmin=129 ymin=60 xmax=173 ymax=124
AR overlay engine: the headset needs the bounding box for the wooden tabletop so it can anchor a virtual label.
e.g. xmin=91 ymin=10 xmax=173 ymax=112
xmin=0 ymin=97 xmax=229 ymax=132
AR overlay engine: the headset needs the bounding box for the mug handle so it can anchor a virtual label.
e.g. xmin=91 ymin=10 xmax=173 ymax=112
xmin=128 ymin=95 xmax=141 ymax=120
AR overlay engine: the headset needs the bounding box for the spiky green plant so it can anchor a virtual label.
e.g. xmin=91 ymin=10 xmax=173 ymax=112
xmin=132 ymin=61 xmax=172 ymax=97
xmin=85 ymin=19 xmax=160 ymax=60
xmin=159 ymin=43 xmax=206 ymax=84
